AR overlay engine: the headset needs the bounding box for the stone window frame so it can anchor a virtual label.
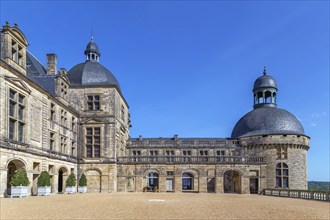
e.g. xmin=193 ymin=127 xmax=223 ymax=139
xmin=8 ymin=88 xmax=25 ymax=142
xmin=199 ymin=150 xmax=209 ymax=162
xmin=71 ymin=116 xmax=76 ymax=131
xmin=11 ymin=39 xmax=24 ymax=67
xmin=60 ymin=136 xmax=67 ymax=154
xmin=60 ymin=109 xmax=68 ymax=127
xmin=132 ymin=150 xmax=141 ymax=162
xmin=71 ymin=140 xmax=76 ymax=156
xmin=182 ymin=150 xmax=191 ymax=162
xmin=276 ymin=147 xmax=288 ymax=159
xmin=165 ymin=149 xmax=175 ymax=162
xmin=50 ymin=102 xmax=56 ymax=121
xmin=276 ymin=163 xmax=289 ymax=188
xmin=49 ymin=131 xmax=56 ymax=151
xmin=85 ymin=127 xmax=101 ymax=158
xmin=86 ymin=94 xmax=101 ymax=111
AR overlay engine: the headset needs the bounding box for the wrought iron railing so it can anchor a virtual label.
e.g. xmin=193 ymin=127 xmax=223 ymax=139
xmin=117 ymin=156 xmax=265 ymax=164
xmin=260 ymin=188 xmax=330 ymax=201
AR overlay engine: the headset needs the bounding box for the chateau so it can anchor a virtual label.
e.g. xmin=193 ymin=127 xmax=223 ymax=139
xmin=0 ymin=23 xmax=310 ymax=197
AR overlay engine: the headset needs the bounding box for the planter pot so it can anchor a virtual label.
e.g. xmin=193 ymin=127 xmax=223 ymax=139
xmin=38 ymin=186 xmax=51 ymax=196
xmin=66 ymin=186 xmax=76 ymax=194
xmin=78 ymin=186 xmax=87 ymax=193
xmin=10 ymin=186 xmax=28 ymax=198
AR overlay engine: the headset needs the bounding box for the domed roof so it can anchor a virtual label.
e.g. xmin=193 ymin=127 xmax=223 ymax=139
xmin=231 ymin=107 xmax=305 ymax=138
xmin=253 ymin=70 xmax=277 ymax=91
xmin=67 ymin=61 xmax=120 ymax=89
xmin=84 ymin=38 xmax=100 ymax=55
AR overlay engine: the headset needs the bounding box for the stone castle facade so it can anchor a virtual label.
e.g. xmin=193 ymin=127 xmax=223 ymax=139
xmin=0 ymin=23 xmax=310 ymax=197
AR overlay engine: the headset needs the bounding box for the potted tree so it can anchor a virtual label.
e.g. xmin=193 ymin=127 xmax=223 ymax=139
xmin=78 ymin=173 xmax=87 ymax=193
xmin=37 ymin=171 xmax=51 ymax=196
xmin=65 ymin=173 xmax=76 ymax=194
xmin=9 ymin=168 xmax=30 ymax=198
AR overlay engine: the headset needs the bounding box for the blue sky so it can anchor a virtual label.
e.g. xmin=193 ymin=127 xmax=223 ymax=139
xmin=1 ymin=1 xmax=329 ymax=181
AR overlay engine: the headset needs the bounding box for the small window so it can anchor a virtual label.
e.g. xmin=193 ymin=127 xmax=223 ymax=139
xmin=87 ymin=95 xmax=100 ymax=110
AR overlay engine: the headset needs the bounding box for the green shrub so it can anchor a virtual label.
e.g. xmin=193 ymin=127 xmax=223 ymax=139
xmin=66 ymin=173 xmax=76 ymax=187
xmin=9 ymin=168 xmax=30 ymax=187
xmin=37 ymin=171 xmax=51 ymax=187
xmin=78 ymin=174 xmax=87 ymax=187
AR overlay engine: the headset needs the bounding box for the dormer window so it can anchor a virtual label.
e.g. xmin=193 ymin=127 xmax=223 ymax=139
xmin=11 ymin=39 xmax=24 ymax=66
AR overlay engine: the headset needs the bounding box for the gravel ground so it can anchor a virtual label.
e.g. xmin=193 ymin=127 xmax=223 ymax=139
xmin=0 ymin=193 xmax=329 ymax=219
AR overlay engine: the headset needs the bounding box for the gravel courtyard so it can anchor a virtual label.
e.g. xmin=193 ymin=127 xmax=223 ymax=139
xmin=0 ymin=193 xmax=329 ymax=219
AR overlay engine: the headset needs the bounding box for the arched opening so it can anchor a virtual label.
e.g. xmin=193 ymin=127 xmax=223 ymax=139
xmin=257 ymin=92 xmax=263 ymax=104
xmin=7 ymin=159 xmax=26 ymax=195
xmin=223 ymin=170 xmax=241 ymax=193
xmin=85 ymin=169 xmax=101 ymax=193
xmin=273 ymin=92 xmax=277 ymax=103
xmin=147 ymin=172 xmax=159 ymax=191
xmin=265 ymin=91 xmax=272 ymax=103
xmin=182 ymin=172 xmax=194 ymax=190
xmin=58 ymin=167 xmax=68 ymax=193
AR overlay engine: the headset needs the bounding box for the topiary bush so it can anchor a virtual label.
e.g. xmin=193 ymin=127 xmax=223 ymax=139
xmin=79 ymin=174 xmax=87 ymax=187
xmin=66 ymin=173 xmax=76 ymax=187
xmin=37 ymin=171 xmax=51 ymax=187
xmin=9 ymin=168 xmax=30 ymax=187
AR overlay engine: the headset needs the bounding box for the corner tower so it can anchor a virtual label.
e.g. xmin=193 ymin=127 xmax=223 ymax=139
xmin=232 ymin=68 xmax=310 ymax=190
xmin=67 ymin=38 xmax=130 ymax=193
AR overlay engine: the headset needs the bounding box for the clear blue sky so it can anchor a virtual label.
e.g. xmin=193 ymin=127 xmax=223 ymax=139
xmin=1 ymin=1 xmax=329 ymax=181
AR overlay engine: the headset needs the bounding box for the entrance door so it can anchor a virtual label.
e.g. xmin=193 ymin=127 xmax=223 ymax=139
xmin=207 ymin=178 xmax=215 ymax=193
xmin=249 ymin=178 xmax=259 ymax=194
xmin=58 ymin=170 xmax=63 ymax=193
xmin=166 ymin=179 xmax=173 ymax=191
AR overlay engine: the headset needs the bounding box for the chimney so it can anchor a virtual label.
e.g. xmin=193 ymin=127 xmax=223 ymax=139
xmin=46 ymin=54 xmax=57 ymax=75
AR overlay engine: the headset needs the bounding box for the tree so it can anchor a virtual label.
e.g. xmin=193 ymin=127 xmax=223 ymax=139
xmin=66 ymin=173 xmax=76 ymax=187
xmin=9 ymin=168 xmax=30 ymax=187
xmin=79 ymin=174 xmax=87 ymax=187
xmin=37 ymin=171 xmax=51 ymax=187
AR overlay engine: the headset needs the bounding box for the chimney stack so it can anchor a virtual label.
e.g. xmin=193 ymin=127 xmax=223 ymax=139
xmin=46 ymin=54 xmax=57 ymax=75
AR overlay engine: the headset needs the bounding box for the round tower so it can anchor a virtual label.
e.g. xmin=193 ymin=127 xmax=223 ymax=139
xmin=232 ymin=68 xmax=310 ymax=191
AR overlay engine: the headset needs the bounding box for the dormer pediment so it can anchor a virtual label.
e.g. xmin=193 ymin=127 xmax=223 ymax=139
xmin=5 ymin=76 xmax=31 ymax=94
xmin=81 ymin=118 xmax=105 ymax=124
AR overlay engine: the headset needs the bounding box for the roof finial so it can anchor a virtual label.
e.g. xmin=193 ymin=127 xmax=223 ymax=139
xmin=263 ymin=66 xmax=267 ymax=75
xmin=91 ymin=28 xmax=94 ymax=42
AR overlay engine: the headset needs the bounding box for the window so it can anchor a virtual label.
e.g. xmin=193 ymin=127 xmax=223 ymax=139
xmin=85 ymin=127 xmax=101 ymax=158
xmin=49 ymin=132 xmax=55 ymax=151
xmin=199 ymin=150 xmax=208 ymax=162
xmin=8 ymin=89 xmax=25 ymax=142
xmin=165 ymin=150 xmax=175 ymax=162
xmin=276 ymin=163 xmax=289 ymax=188
xmin=71 ymin=117 xmax=76 ymax=131
xmin=276 ymin=147 xmax=288 ymax=159
xmin=216 ymin=150 xmax=225 ymax=162
xmin=121 ymin=105 xmax=125 ymax=121
xmin=182 ymin=150 xmax=191 ymax=162
xmin=60 ymin=136 xmax=67 ymax=154
xmin=50 ymin=103 xmax=56 ymax=121
xmin=11 ymin=40 xmax=24 ymax=66
xmin=60 ymin=82 xmax=67 ymax=99
xmin=167 ymin=171 xmax=174 ymax=176
xmin=60 ymin=110 xmax=67 ymax=127
xmin=71 ymin=141 xmax=76 ymax=156
xmin=149 ymin=150 xmax=158 ymax=162
xmin=182 ymin=172 xmax=194 ymax=190
xmin=132 ymin=150 xmax=141 ymax=161
xmin=87 ymin=95 xmax=100 ymax=110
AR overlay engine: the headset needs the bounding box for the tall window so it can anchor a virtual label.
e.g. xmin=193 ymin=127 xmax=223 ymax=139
xmin=71 ymin=117 xmax=76 ymax=131
xmin=71 ymin=141 xmax=76 ymax=156
xmin=86 ymin=127 xmax=101 ymax=158
xmin=61 ymin=137 xmax=67 ymax=154
xmin=8 ymin=89 xmax=25 ymax=142
xmin=50 ymin=103 xmax=56 ymax=121
xmin=182 ymin=172 xmax=194 ymax=190
xmin=49 ymin=132 xmax=55 ymax=151
xmin=132 ymin=150 xmax=141 ymax=162
xmin=216 ymin=150 xmax=225 ymax=162
xmin=11 ymin=39 xmax=24 ymax=66
xmin=60 ymin=110 xmax=67 ymax=127
xmin=276 ymin=163 xmax=289 ymax=188
xmin=149 ymin=150 xmax=158 ymax=162
xmin=87 ymin=95 xmax=100 ymax=110
xmin=182 ymin=150 xmax=191 ymax=162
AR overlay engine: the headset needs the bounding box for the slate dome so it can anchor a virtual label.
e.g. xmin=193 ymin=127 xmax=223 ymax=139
xmin=231 ymin=107 xmax=305 ymax=138
xmin=253 ymin=74 xmax=277 ymax=91
xmin=67 ymin=38 xmax=120 ymax=89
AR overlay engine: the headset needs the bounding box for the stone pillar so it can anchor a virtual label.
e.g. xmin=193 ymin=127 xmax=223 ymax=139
xmin=215 ymin=176 xmax=224 ymax=193
xmin=136 ymin=176 xmax=143 ymax=192
xmin=159 ymin=176 xmax=166 ymax=192
xmin=241 ymin=176 xmax=250 ymax=194
xmin=199 ymin=176 xmax=207 ymax=193
xmin=0 ymin=169 xmax=8 ymax=197
xmin=101 ymin=174 xmax=109 ymax=193
xmin=174 ymin=175 xmax=182 ymax=193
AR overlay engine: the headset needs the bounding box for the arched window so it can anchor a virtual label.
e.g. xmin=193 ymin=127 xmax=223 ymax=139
xmin=276 ymin=163 xmax=289 ymax=188
xmin=273 ymin=92 xmax=277 ymax=103
xmin=182 ymin=172 xmax=194 ymax=190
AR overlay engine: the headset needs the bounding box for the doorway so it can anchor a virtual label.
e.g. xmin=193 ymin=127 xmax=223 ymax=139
xmin=223 ymin=170 xmax=241 ymax=193
xmin=249 ymin=178 xmax=259 ymax=194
